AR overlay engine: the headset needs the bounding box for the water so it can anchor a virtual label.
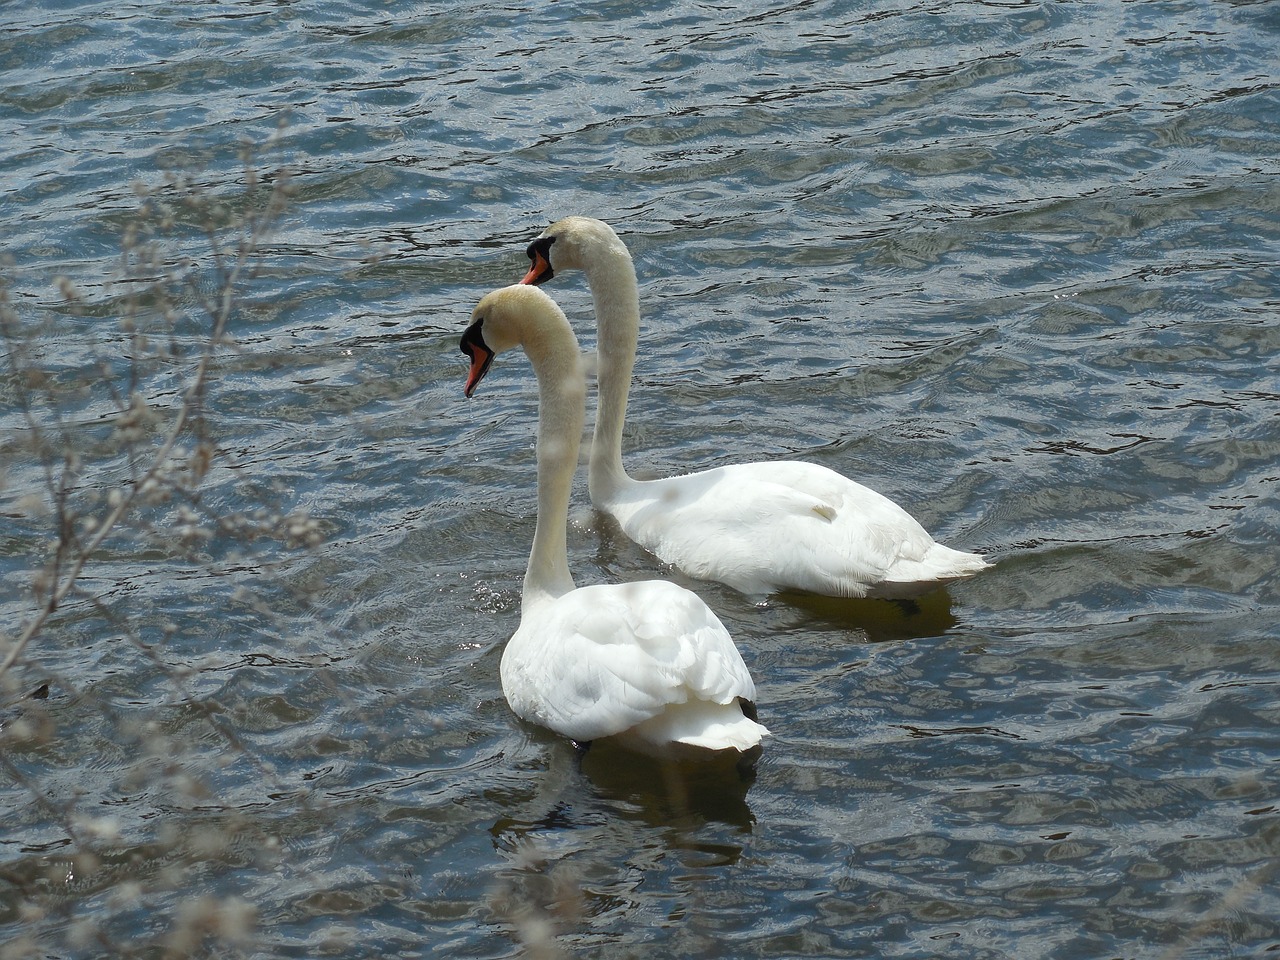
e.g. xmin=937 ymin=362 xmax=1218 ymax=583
xmin=3 ymin=1 xmax=1278 ymax=957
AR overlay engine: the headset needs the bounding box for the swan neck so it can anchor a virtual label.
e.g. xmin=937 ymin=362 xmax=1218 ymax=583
xmin=522 ymin=328 xmax=584 ymax=607
xmin=583 ymin=242 xmax=639 ymax=503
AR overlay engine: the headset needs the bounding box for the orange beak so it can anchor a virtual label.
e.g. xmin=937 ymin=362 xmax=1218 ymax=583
xmin=521 ymin=248 xmax=553 ymax=285
xmin=521 ymin=237 xmax=555 ymax=285
xmin=460 ymin=322 xmax=494 ymax=398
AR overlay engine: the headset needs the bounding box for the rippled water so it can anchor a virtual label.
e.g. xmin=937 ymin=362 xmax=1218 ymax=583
xmin=3 ymin=1 xmax=1278 ymax=957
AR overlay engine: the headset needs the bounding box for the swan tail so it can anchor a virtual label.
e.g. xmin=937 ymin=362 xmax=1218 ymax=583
xmin=622 ymin=698 xmax=769 ymax=755
xmin=675 ymin=716 xmax=771 ymax=753
xmin=871 ymin=544 xmax=991 ymax=598
xmin=921 ymin=544 xmax=991 ymax=580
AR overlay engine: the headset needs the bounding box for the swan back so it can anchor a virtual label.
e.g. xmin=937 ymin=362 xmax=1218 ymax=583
xmin=500 ymin=579 xmax=766 ymax=753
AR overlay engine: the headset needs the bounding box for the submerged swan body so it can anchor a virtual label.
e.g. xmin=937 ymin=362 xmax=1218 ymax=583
xmin=520 ymin=216 xmax=990 ymax=600
xmin=460 ymin=284 xmax=768 ymax=758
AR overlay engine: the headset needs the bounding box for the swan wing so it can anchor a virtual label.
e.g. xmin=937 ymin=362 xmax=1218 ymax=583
xmin=764 ymin=461 xmax=991 ymax=591
xmin=500 ymin=580 xmax=756 ymax=744
xmin=606 ymin=461 xmax=985 ymax=598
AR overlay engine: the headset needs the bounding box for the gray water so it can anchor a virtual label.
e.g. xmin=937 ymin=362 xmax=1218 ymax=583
xmin=3 ymin=1 xmax=1278 ymax=957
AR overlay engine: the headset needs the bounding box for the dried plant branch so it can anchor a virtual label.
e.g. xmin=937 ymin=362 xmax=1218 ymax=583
xmin=0 ymin=130 xmax=306 ymax=958
xmin=0 ymin=144 xmax=291 ymax=684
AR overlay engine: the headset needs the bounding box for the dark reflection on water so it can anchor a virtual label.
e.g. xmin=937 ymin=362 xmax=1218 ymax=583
xmin=3 ymin=0 xmax=1279 ymax=957
xmin=772 ymin=587 xmax=961 ymax=641
xmin=492 ymin=744 xmax=758 ymax=856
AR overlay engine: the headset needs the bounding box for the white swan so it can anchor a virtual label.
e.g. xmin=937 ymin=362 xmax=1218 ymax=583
xmin=519 ymin=216 xmax=990 ymax=600
xmin=460 ymin=284 xmax=769 ymax=760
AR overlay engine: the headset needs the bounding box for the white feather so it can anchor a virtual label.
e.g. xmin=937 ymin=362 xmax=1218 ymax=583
xmin=501 ymin=580 xmax=762 ymax=752
xmin=523 ymin=216 xmax=991 ymax=599
xmin=464 ymin=285 xmax=768 ymax=757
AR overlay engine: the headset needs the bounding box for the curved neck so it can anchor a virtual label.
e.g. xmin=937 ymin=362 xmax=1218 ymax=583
xmin=583 ymin=240 xmax=640 ymax=503
xmin=523 ymin=328 xmax=585 ymax=607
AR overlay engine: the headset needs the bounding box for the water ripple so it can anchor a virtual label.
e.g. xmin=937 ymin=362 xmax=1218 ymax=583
xmin=3 ymin=1 xmax=1279 ymax=957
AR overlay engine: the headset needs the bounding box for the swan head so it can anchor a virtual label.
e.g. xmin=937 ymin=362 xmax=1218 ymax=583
xmin=460 ymin=284 xmax=577 ymax=397
xmin=520 ymin=216 xmax=627 ymax=285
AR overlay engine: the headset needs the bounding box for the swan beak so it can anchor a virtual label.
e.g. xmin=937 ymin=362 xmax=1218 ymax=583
xmin=521 ymin=238 xmax=555 ymax=285
xmin=460 ymin=322 xmax=494 ymax=398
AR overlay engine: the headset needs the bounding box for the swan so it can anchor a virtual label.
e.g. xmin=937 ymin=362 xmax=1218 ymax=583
xmin=460 ymin=284 xmax=769 ymax=760
xmin=519 ymin=216 xmax=990 ymax=600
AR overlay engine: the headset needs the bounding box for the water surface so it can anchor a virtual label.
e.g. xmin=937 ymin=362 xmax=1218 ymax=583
xmin=2 ymin=1 xmax=1278 ymax=957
